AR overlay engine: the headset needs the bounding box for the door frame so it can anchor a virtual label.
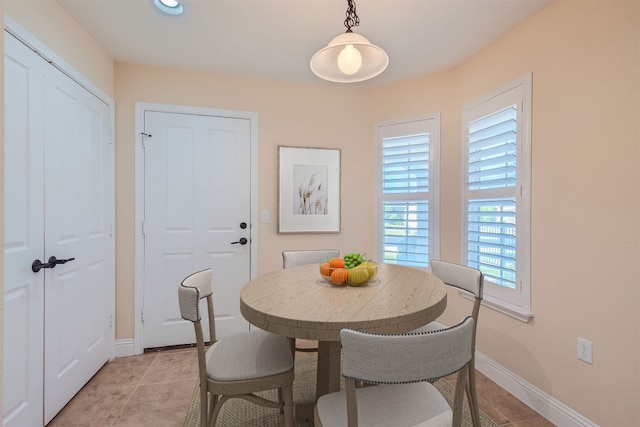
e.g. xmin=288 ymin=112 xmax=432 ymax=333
xmin=133 ymin=102 xmax=258 ymax=355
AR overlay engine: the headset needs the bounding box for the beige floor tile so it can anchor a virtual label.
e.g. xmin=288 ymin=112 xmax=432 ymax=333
xmin=48 ymin=384 xmax=135 ymax=427
xmin=141 ymin=348 xmax=199 ymax=385
xmin=116 ymin=379 xmax=195 ymax=426
xmin=85 ymin=353 xmax=157 ymax=390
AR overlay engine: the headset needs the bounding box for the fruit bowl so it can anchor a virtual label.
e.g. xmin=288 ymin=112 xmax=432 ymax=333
xmin=319 ymin=260 xmax=378 ymax=286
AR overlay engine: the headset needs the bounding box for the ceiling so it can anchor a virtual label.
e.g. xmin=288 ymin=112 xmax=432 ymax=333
xmin=57 ymin=0 xmax=553 ymax=87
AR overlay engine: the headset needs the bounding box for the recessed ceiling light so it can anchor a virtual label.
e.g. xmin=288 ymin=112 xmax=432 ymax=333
xmin=153 ymin=0 xmax=184 ymax=16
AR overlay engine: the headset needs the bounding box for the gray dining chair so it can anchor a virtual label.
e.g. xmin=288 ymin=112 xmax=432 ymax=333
xmin=282 ymin=249 xmax=340 ymax=269
xmin=178 ymin=268 xmax=295 ymax=427
xmin=314 ymin=317 xmax=475 ymax=427
xmin=282 ymin=249 xmax=339 ymax=353
xmin=410 ymin=259 xmax=484 ymax=427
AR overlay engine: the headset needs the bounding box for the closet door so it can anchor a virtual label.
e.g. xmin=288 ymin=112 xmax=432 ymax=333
xmin=3 ymin=31 xmax=114 ymax=426
xmin=42 ymin=58 xmax=113 ymax=424
xmin=3 ymin=32 xmax=46 ymax=427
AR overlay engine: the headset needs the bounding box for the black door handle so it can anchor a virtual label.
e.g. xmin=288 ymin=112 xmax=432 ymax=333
xmin=32 ymin=259 xmax=52 ymax=273
xmin=32 ymin=256 xmax=76 ymax=273
xmin=48 ymin=256 xmax=76 ymax=266
xmin=231 ymin=237 xmax=248 ymax=245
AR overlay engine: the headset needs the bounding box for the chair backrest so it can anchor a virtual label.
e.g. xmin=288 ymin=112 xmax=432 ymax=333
xmin=430 ymin=260 xmax=483 ymax=300
xmin=340 ymin=318 xmax=474 ymax=427
xmin=178 ymin=268 xmax=216 ymax=343
xmin=282 ymin=249 xmax=340 ymax=268
xmin=340 ymin=317 xmax=474 ymax=385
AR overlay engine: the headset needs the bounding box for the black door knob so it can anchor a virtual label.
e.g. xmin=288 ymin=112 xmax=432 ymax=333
xmin=231 ymin=237 xmax=248 ymax=245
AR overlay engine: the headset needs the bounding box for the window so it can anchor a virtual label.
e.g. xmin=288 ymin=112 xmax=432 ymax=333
xmin=376 ymin=115 xmax=440 ymax=269
xmin=463 ymin=74 xmax=532 ymax=321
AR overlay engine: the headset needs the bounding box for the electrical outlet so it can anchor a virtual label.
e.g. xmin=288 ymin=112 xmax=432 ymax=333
xmin=577 ymin=337 xmax=593 ymax=364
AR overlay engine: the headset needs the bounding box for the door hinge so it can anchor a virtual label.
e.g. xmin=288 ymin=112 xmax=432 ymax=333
xmin=141 ymin=221 xmax=145 ymax=235
xmin=109 ymin=130 xmax=114 ymax=145
xmin=108 ymin=314 xmax=113 ymax=328
xmin=141 ymin=132 xmax=152 ymax=148
xmin=110 ymin=223 xmax=114 ymax=237
xmin=141 ymin=310 xmax=144 ymax=323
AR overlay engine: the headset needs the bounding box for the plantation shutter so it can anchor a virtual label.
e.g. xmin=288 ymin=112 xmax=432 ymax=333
xmin=466 ymin=105 xmax=518 ymax=289
xmin=381 ymin=134 xmax=430 ymax=268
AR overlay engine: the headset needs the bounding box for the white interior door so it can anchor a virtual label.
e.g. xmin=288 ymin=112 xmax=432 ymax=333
xmin=3 ymin=32 xmax=46 ymax=427
xmin=42 ymin=54 xmax=113 ymax=424
xmin=3 ymin=31 xmax=114 ymax=426
xmin=142 ymin=110 xmax=251 ymax=349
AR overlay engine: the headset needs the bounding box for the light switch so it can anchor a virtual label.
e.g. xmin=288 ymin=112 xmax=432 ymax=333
xmin=261 ymin=210 xmax=270 ymax=223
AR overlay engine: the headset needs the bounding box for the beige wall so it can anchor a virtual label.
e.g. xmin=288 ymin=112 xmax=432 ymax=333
xmin=4 ymin=0 xmax=114 ymax=96
xmin=113 ymin=65 xmax=376 ymax=338
xmin=365 ymin=1 xmax=640 ymax=424
xmin=3 ymin=0 xmax=640 ymax=424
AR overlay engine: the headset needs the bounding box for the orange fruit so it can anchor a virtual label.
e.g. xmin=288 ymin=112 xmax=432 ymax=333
xmin=329 ymin=257 xmax=345 ymax=268
xmin=320 ymin=262 xmax=331 ymax=277
xmin=330 ymin=268 xmax=348 ymax=285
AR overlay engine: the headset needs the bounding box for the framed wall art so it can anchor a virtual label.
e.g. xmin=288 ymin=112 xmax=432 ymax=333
xmin=278 ymin=146 xmax=341 ymax=233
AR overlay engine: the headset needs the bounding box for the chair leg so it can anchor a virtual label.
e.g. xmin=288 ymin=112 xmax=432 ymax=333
xmin=452 ymin=365 xmax=468 ymax=427
xmin=282 ymin=383 xmax=295 ymax=427
xmin=467 ymin=361 xmax=481 ymax=427
xmin=210 ymin=395 xmax=231 ymax=426
xmin=199 ymin=383 xmax=208 ymax=427
xmin=289 ymin=337 xmax=296 ymax=356
xmin=278 ymin=387 xmax=284 ymax=414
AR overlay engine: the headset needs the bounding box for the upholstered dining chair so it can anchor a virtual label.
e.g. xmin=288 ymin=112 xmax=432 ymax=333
xmin=314 ymin=317 xmax=475 ymax=427
xmin=282 ymin=249 xmax=339 ymax=353
xmin=282 ymin=249 xmax=340 ymax=269
xmin=178 ymin=268 xmax=295 ymax=427
xmin=410 ymin=259 xmax=484 ymax=427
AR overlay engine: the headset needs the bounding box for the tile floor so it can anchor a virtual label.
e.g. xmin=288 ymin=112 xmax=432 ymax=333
xmin=48 ymin=343 xmax=556 ymax=427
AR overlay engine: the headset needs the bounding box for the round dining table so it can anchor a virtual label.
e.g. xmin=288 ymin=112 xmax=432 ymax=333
xmin=240 ymin=261 xmax=447 ymax=419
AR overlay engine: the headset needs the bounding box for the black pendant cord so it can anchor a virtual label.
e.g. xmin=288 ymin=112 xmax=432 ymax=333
xmin=344 ymin=0 xmax=360 ymax=32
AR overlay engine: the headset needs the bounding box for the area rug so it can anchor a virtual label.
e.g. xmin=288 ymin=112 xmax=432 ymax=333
xmin=184 ymin=355 xmax=498 ymax=426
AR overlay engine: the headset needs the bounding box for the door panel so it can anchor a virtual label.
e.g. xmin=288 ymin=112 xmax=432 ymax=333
xmin=3 ymin=33 xmax=45 ymax=427
xmin=43 ymin=64 xmax=112 ymax=424
xmin=143 ymin=111 xmax=251 ymax=348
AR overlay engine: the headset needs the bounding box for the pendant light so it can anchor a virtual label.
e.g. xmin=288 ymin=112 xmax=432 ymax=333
xmin=310 ymin=0 xmax=389 ymax=83
xmin=153 ymin=0 xmax=184 ymax=15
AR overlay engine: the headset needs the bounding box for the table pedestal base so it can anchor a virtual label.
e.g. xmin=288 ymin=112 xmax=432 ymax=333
xmin=295 ymin=401 xmax=315 ymax=423
xmin=316 ymin=341 xmax=342 ymax=398
xmin=294 ymin=341 xmax=341 ymax=423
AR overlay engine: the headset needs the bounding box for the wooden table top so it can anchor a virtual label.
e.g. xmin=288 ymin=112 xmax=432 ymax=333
xmin=240 ymin=263 xmax=447 ymax=342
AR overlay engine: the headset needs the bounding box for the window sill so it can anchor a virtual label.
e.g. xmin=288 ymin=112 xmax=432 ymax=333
xmin=459 ymin=291 xmax=533 ymax=323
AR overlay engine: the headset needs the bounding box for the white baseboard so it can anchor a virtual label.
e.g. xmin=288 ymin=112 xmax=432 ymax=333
xmin=475 ymin=351 xmax=597 ymax=427
xmin=115 ymin=339 xmax=136 ymax=358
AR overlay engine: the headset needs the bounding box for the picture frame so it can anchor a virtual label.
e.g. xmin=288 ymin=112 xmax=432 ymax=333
xmin=278 ymin=146 xmax=341 ymax=233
